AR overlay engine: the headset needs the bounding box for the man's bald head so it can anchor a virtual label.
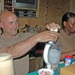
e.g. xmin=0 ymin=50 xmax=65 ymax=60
xmin=0 ymin=11 xmax=17 ymax=23
xmin=0 ymin=11 xmax=18 ymax=37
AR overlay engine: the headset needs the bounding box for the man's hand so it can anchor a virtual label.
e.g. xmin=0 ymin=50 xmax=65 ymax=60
xmin=46 ymin=22 xmax=61 ymax=30
xmin=36 ymin=30 xmax=59 ymax=42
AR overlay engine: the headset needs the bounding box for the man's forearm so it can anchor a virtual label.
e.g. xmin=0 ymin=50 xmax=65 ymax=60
xmin=0 ymin=35 xmax=38 ymax=58
xmin=60 ymin=50 xmax=75 ymax=60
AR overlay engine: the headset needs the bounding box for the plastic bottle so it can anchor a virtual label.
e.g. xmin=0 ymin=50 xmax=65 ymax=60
xmin=65 ymin=55 xmax=73 ymax=66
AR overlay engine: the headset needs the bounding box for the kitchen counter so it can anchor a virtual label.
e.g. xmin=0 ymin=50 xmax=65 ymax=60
xmin=26 ymin=59 xmax=75 ymax=75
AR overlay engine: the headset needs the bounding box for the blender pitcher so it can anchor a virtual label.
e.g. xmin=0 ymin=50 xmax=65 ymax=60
xmin=43 ymin=42 xmax=62 ymax=70
xmin=43 ymin=28 xmax=62 ymax=70
xmin=48 ymin=42 xmax=62 ymax=70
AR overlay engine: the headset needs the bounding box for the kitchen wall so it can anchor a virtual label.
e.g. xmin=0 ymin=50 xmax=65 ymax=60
xmin=18 ymin=0 xmax=71 ymax=32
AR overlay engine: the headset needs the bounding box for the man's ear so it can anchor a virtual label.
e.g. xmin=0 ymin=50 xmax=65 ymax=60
xmin=0 ymin=22 xmax=3 ymax=28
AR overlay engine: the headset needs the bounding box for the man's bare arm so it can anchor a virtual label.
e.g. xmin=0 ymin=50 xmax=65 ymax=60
xmin=0 ymin=30 xmax=59 ymax=58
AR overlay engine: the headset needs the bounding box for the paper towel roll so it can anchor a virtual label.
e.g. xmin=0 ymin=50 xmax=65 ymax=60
xmin=0 ymin=53 xmax=14 ymax=75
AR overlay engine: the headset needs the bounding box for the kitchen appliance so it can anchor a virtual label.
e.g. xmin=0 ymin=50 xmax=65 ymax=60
xmin=43 ymin=28 xmax=62 ymax=70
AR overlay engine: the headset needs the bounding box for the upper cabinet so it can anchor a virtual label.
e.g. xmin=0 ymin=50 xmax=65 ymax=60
xmin=2 ymin=0 xmax=39 ymax=18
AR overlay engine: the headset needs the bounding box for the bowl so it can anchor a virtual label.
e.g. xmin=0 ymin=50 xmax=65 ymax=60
xmin=38 ymin=68 xmax=54 ymax=75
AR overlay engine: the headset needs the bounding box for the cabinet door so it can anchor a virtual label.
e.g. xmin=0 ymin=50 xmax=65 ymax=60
xmin=29 ymin=57 xmax=43 ymax=72
xmin=0 ymin=0 xmax=2 ymax=13
xmin=70 ymin=0 xmax=75 ymax=13
xmin=29 ymin=58 xmax=36 ymax=72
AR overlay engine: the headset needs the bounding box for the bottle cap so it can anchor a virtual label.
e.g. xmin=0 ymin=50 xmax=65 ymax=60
xmin=65 ymin=55 xmax=73 ymax=58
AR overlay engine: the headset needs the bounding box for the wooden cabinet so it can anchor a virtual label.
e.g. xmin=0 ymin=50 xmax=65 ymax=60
xmin=29 ymin=57 xmax=43 ymax=72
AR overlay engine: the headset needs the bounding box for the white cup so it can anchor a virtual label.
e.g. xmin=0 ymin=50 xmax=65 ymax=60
xmin=38 ymin=68 xmax=54 ymax=75
xmin=0 ymin=53 xmax=14 ymax=75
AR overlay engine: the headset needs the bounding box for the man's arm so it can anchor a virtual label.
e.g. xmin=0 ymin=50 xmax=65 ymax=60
xmin=0 ymin=30 xmax=59 ymax=58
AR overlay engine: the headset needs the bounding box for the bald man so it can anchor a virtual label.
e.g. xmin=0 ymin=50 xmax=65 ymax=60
xmin=0 ymin=11 xmax=59 ymax=75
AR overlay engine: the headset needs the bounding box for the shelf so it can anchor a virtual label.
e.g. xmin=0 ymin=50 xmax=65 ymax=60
xmin=4 ymin=2 xmax=12 ymax=5
xmin=14 ymin=9 xmax=37 ymax=18
xmin=4 ymin=5 xmax=12 ymax=7
xmin=14 ymin=7 xmax=38 ymax=11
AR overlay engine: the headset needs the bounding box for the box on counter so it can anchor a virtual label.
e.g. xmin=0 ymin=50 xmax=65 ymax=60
xmin=60 ymin=63 xmax=75 ymax=75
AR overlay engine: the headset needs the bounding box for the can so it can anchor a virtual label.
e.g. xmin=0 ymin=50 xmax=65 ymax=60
xmin=65 ymin=55 xmax=73 ymax=66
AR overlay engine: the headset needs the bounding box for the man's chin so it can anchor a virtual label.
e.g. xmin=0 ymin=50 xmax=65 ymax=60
xmin=11 ymin=32 xmax=17 ymax=36
xmin=71 ymin=32 xmax=75 ymax=34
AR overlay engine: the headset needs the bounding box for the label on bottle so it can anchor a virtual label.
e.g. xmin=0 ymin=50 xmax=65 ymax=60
xmin=65 ymin=55 xmax=73 ymax=66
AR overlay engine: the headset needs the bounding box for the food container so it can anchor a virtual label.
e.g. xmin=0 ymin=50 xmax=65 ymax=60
xmin=65 ymin=55 xmax=73 ymax=66
xmin=38 ymin=68 xmax=54 ymax=75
